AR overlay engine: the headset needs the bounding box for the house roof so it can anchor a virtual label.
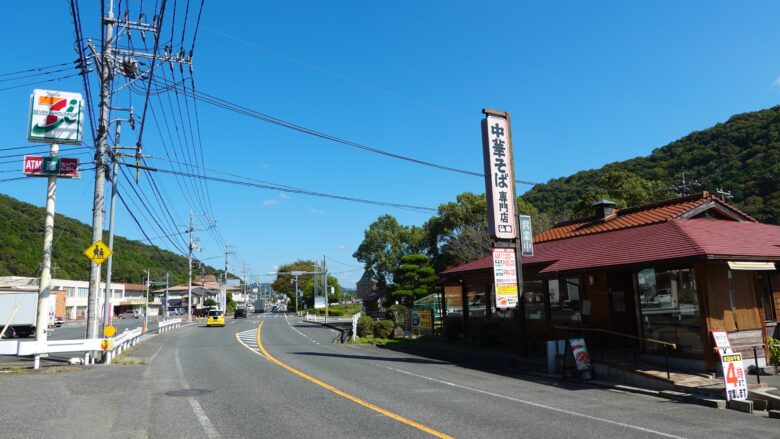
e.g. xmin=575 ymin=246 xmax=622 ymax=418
xmin=442 ymin=219 xmax=780 ymax=277
xmin=124 ymin=283 xmax=146 ymax=291
xmin=533 ymin=192 xmax=756 ymax=244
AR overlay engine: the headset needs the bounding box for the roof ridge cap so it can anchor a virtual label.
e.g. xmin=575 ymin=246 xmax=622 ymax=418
xmin=617 ymin=192 xmax=709 ymax=216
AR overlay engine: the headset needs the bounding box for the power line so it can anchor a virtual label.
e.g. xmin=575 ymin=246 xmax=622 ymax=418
xmin=0 ymin=72 xmax=83 ymax=92
xmin=121 ymin=162 xmax=437 ymax=213
xmin=0 ymin=61 xmax=73 ymax=77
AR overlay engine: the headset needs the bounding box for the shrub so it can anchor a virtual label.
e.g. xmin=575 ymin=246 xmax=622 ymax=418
xmin=444 ymin=317 xmax=464 ymax=341
xmin=386 ymin=304 xmax=407 ymax=327
xmin=356 ymin=316 xmax=374 ymax=337
xmin=769 ymin=337 xmax=780 ymax=366
xmin=328 ymin=308 xmax=345 ymax=316
xmin=373 ymin=320 xmax=395 ymax=339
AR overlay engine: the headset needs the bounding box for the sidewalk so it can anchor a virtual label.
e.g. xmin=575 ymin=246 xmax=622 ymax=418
xmin=360 ymin=335 xmax=780 ymax=415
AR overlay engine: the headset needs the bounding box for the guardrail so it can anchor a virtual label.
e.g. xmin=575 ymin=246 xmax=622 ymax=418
xmin=157 ymin=318 xmax=182 ymax=333
xmin=103 ymin=327 xmax=143 ymax=365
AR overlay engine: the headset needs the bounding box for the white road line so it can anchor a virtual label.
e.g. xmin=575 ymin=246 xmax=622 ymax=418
xmin=235 ymin=330 xmax=269 ymax=361
xmin=384 ymin=366 xmax=687 ymax=439
xmin=284 ymin=314 xmax=320 ymax=344
xmin=175 ymin=349 xmax=221 ymax=438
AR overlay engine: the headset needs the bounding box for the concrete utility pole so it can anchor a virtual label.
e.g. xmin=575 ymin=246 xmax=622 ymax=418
xmin=34 ymin=143 xmax=59 ymax=370
xmin=164 ymin=272 xmax=169 ymax=318
xmin=144 ymin=269 xmax=150 ymax=332
xmin=187 ymin=210 xmax=194 ymax=321
xmin=322 ymin=255 xmax=328 ymax=323
xmin=85 ymin=0 xmax=115 ymax=345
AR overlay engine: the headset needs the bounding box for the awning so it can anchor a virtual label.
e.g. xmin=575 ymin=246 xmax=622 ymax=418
xmin=727 ymin=261 xmax=776 ymax=271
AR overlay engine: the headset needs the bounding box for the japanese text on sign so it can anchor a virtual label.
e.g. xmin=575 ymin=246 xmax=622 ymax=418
xmin=720 ymin=352 xmax=748 ymax=401
xmin=482 ymin=114 xmax=516 ymax=240
xmin=492 ymin=248 xmax=518 ymax=309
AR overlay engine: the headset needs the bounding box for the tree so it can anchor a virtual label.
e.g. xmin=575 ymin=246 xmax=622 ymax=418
xmin=391 ymin=253 xmax=438 ymax=305
xmin=423 ymin=192 xmax=539 ymax=271
xmin=353 ymin=215 xmax=424 ymax=286
xmin=271 ymin=260 xmax=317 ymax=306
xmin=301 ymin=274 xmax=342 ymax=308
xmin=203 ymin=298 xmax=216 ymax=307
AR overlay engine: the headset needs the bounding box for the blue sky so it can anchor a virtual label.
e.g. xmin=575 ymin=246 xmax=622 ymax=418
xmin=1 ymin=1 xmax=779 ymax=287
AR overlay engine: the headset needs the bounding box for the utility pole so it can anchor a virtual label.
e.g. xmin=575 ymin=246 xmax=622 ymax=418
xmin=144 ymin=269 xmax=150 ymax=333
xmin=85 ymin=0 xmax=190 ymax=343
xmin=102 ymin=112 xmax=134 ymax=335
xmin=322 ymin=255 xmax=328 ymax=323
xmin=85 ymin=0 xmax=116 ymax=346
xmin=187 ymin=210 xmax=194 ymax=321
xmin=164 ymin=272 xmax=169 ymax=318
xmin=33 ymin=142 xmax=58 ymax=370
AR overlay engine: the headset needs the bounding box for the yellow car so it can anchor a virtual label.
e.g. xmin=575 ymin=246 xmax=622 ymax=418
xmin=206 ymin=309 xmax=225 ymax=327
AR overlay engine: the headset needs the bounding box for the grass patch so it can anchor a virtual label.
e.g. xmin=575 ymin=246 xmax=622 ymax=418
xmin=111 ymin=345 xmax=150 ymax=365
xmin=0 ymin=363 xmax=28 ymax=374
xmin=357 ymin=336 xmax=404 ymax=346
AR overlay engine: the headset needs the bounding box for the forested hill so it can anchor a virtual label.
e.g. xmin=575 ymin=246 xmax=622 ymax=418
xmin=522 ymin=106 xmax=780 ymax=225
xmin=0 ymin=193 xmax=217 ymax=284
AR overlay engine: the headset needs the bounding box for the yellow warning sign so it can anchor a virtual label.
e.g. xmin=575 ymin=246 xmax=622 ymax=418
xmin=84 ymin=240 xmax=112 ymax=265
xmin=104 ymin=325 xmax=116 ymax=337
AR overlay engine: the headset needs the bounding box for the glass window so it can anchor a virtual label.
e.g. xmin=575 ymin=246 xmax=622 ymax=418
xmin=444 ymin=286 xmax=462 ymax=317
xmin=467 ymin=285 xmax=488 ymax=317
xmin=77 ymin=287 xmax=88 ymax=298
xmin=638 ymin=268 xmax=702 ymax=355
xmin=65 ymin=287 xmax=76 ymax=297
xmin=524 ymin=280 xmax=545 ymax=320
xmin=550 ymin=278 xmax=581 ymax=321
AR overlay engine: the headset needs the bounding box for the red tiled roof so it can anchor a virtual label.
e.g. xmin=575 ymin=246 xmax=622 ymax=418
xmin=441 ymin=219 xmax=780 ymax=276
xmin=533 ymin=192 xmax=756 ymax=243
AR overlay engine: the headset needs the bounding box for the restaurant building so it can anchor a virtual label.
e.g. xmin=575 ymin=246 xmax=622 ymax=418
xmin=439 ymin=192 xmax=780 ymax=371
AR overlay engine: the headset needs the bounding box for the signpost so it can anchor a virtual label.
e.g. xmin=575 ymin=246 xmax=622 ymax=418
xmin=481 ymin=108 xmax=527 ymax=354
xmin=519 ymin=215 xmax=534 ymax=257
xmin=28 ymin=89 xmax=83 ymax=370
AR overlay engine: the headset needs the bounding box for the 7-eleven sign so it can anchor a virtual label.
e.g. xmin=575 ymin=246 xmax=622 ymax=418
xmin=27 ymin=89 xmax=84 ymax=144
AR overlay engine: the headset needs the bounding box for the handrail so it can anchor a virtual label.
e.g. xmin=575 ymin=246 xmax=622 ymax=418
xmin=554 ymin=326 xmax=677 ymax=349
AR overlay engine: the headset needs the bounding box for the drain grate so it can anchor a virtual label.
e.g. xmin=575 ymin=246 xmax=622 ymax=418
xmin=165 ymin=388 xmax=211 ymax=397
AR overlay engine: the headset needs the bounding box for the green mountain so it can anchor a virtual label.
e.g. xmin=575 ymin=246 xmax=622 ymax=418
xmin=523 ymin=106 xmax=780 ymax=225
xmin=0 ymin=193 xmax=218 ymax=284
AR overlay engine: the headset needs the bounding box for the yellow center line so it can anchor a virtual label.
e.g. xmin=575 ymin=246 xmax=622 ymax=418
xmin=255 ymin=321 xmax=453 ymax=439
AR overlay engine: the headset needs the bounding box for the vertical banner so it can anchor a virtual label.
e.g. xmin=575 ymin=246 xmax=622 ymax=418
xmin=492 ymin=248 xmax=518 ymax=308
xmin=482 ymin=113 xmax=516 ymax=240
xmin=720 ymin=353 xmax=748 ymax=401
xmin=519 ymin=214 xmax=533 ymax=256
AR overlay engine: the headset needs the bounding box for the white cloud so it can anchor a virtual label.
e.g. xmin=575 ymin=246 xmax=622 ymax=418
xmin=309 ymin=208 xmax=326 ymax=215
xmin=336 ymin=244 xmax=346 ymax=250
xmin=279 ymin=193 xmax=289 ymax=200
xmin=773 ymin=77 xmax=780 ymax=89
xmin=262 ymin=199 xmax=279 ymax=206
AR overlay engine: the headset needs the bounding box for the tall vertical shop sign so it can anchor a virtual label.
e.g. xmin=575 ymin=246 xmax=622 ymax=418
xmin=481 ymin=112 xmax=516 ymax=240
xmin=27 ymin=89 xmax=84 ymax=144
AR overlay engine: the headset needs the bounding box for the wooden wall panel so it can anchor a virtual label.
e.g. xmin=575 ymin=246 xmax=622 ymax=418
xmin=703 ymin=263 xmax=737 ymax=332
xmin=732 ymin=270 xmax=763 ymax=330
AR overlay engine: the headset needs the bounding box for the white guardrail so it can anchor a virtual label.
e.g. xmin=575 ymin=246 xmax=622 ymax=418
xmin=304 ymin=313 xmax=355 ymax=323
xmin=0 ymin=318 xmax=184 ymax=368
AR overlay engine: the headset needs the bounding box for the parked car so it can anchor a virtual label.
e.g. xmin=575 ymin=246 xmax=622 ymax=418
xmin=118 ymin=309 xmax=140 ymax=319
xmin=53 ymin=316 xmax=64 ymax=328
xmin=234 ymin=308 xmax=247 ymax=319
xmin=206 ymin=310 xmax=225 ymax=327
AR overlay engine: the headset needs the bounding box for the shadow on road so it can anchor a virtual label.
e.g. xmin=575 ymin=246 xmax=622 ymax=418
xmin=290 ymin=351 xmax=450 ymax=365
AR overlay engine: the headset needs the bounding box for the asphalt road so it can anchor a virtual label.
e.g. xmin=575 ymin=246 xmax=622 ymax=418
xmin=0 ymin=313 xmax=778 ymax=438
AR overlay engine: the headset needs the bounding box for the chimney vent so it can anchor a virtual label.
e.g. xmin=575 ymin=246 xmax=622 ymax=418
xmin=593 ymin=199 xmax=617 ymax=220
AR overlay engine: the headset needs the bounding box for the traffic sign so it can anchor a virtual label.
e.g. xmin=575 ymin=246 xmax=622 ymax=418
xmin=103 ymin=325 xmax=116 ymax=337
xmin=84 ymin=240 xmax=112 ymax=265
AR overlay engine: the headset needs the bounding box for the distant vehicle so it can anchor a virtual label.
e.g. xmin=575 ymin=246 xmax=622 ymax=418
xmin=234 ymin=308 xmax=247 ymax=318
xmin=53 ymin=316 xmax=64 ymax=328
xmin=254 ymin=298 xmax=266 ymax=313
xmin=206 ymin=309 xmax=225 ymax=327
xmin=118 ymin=309 xmax=140 ymax=319
xmin=0 ymin=290 xmax=52 ymax=338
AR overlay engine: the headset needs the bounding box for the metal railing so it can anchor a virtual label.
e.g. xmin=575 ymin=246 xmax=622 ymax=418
xmin=158 ymin=317 xmax=182 ymax=333
xmin=555 ymin=326 xmax=678 ymax=379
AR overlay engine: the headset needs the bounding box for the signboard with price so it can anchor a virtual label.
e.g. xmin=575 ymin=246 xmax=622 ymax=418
xmin=720 ymin=353 xmax=748 ymax=401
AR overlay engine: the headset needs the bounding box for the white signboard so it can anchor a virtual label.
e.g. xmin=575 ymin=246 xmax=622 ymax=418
xmin=712 ymin=331 xmax=732 ymax=353
xmin=720 ymin=352 xmax=748 ymax=401
xmin=492 ymin=248 xmax=518 ymax=309
xmin=27 ymin=89 xmax=84 ymax=144
xmin=482 ymin=114 xmax=516 ymax=240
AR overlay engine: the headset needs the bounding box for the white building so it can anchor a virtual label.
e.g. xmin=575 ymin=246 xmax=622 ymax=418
xmin=0 ymin=276 xmax=160 ymax=320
